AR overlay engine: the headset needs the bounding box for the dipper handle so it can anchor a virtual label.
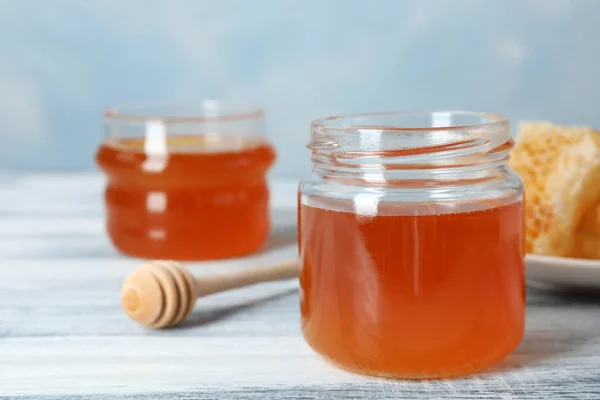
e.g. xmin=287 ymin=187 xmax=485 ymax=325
xmin=195 ymin=259 xmax=299 ymax=296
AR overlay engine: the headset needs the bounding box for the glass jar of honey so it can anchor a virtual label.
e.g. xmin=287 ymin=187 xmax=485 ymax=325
xmin=96 ymin=102 xmax=276 ymax=261
xmin=298 ymin=111 xmax=525 ymax=379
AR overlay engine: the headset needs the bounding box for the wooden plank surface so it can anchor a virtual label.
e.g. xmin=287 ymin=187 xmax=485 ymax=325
xmin=1 ymin=173 xmax=600 ymax=399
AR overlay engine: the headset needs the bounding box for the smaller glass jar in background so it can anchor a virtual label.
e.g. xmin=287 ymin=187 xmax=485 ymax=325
xmin=298 ymin=111 xmax=525 ymax=379
xmin=96 ymin=101 xmax=276 ymax=261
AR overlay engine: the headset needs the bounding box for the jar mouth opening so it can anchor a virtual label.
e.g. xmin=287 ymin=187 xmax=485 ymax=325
xmin=312 ymin=110 xmax=508 ymax=132
xmin=105 ymin=100 xmax=264 ymax=124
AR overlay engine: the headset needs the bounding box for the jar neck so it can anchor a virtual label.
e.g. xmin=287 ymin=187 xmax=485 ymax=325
xmin=309 ymin=127 xmax=513 ymax=187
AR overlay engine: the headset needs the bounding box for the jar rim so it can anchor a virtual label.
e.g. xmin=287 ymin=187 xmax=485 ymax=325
xmin=105 ymin=100 xmax=264 ymax=124
xmin=311 ymin=110 xmax=508 ymax=132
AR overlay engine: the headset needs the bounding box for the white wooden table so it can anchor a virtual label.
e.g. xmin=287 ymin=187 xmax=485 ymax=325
xmin=1 ymin=173 xmax=600 ymax=399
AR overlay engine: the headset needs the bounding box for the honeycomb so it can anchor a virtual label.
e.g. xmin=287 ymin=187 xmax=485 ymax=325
xmin=572 ymin=231 xmax=600 ymax=259
xmin=572 ymin=204 xmax=600 ymax=259
xmin=579 ymin=203 xmax=600 ymax=235
xmin=509 ymin=121 xmax=600 ymax=257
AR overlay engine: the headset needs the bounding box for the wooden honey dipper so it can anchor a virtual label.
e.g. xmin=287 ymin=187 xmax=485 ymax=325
xmin=121 ymin=259 xmax=299 ymax=329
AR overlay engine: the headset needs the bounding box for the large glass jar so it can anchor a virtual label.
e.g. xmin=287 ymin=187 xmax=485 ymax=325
xmin=298 ymin=111 xmax=525 ymax=379
xmin=96 ymin=101 xmax=276 ymax=261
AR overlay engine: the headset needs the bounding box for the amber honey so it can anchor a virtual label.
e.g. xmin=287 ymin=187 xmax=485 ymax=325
xmin=299 ymin=199 xmax=525 ymax=378
xmin=96 ymin=135 xmax=276 ymax=260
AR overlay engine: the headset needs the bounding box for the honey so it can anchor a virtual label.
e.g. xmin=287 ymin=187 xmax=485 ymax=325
xmin=299 ymin=199 xmax=525 ymax=378
xmin=96 ymin=135 xmax=276 ymax=260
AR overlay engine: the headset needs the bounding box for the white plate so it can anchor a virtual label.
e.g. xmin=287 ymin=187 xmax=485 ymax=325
xmin=526 ymin=254 xmax=600 ymax=289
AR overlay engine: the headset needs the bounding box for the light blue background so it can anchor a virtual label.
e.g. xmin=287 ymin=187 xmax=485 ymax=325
xmin=1 ymin=0 xmax=599 ymax=177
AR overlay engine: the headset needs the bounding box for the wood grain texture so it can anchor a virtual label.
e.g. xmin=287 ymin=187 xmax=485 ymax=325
xmin=1 ymin=173 xmax=600 ymax=399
